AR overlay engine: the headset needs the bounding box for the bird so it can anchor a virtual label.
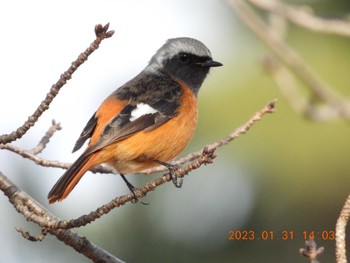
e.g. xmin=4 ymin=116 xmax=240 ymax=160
xmin=48 ymin=37 xmax=222 ymax=204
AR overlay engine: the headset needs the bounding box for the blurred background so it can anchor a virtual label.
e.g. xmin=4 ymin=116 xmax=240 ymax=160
xmin=1 ymin=0 xmax=350 ymax=262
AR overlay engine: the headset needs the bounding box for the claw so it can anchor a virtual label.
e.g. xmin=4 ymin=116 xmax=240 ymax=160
xmin=151 ymin=159 xmax=184 ymax=188
xmin=166 ymin=164 xmax=183 ymax=188
xmin=120 ymin=174 xmax=148 ymax=205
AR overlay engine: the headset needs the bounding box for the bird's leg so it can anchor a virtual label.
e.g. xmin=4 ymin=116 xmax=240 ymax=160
xmin=119 ymin=174 xmax=148 ymax=205
xmin=151 ymin=159 xmax=183 ymax=188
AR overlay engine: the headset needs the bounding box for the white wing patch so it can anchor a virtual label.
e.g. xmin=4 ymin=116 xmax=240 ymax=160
xmin=130 ymin=103 xmax=158 ymax=121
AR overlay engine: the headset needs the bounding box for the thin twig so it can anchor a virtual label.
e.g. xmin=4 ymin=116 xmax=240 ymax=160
xmin=248 ymin=0 xmax=350 ymax=37
xmin=0 ymin=100 xmax=277 ymax=176
xmin=262 ymin=56 xmax=340 ymax=121
xmin=31 ymin=120 xmax=62 ymax=155
xmin=0 ymin=141 xmax=116 ymax=175
xmin=15 ymin=227 xmax=48 ymax=242
xmin=335 ymin=193 xmax=350 ymax=263
xmin=0 ymin=143 xmax=71 ymax=169
xmin=228 ymin=0 xmax=350 ymax=120
xmin=0 ymin=23 xmax=114 ymax=144
xmin=0 ymin=171 xmax=125 ymax=263
xmin=139 ymin=99 xmax=276 ymax=174
xmin=299 ymin=238 xmax=324 ymax=263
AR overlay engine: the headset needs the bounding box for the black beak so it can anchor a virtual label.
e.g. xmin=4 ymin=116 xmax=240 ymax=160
xmin=198 ymin=60 xmax=223 ymax=67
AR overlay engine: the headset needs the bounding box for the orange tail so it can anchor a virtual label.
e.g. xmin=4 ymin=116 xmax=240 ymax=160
xmin=48 ymin=153 xmax=96 ymax=204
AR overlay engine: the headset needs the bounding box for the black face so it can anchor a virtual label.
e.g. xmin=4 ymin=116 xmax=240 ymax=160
xmin=162 ymin=52 xmax=215 ymax=94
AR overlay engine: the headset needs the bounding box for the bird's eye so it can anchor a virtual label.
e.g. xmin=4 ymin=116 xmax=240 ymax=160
xmin=179 ymin=53 xmax=190 ymax=63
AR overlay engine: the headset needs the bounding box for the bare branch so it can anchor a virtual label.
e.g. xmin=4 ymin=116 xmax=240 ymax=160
xmin=31 ymin=120 xmax=62 ymax=155
xmin=2 ymin=100 xmax=276 ymax=231
xmin=262 ymin=56 xmax=341 ymax=121
xmin=2 ymin=146 xmax=217 ymax=231
xmin=0 ymin=171 xmax=125 ymax=263
xmin=299 ymin=238 xmax=324 ymax=263
xmin=0 ymin=143 xmax=70 ymax=169
xmin=228 ymin=0 xmax=350 ymax=120
xmin=142 ymin=99 xmax=277 ymax=174
xmin=248 ymin=0 xmax=350 ymax=37
xmin=44 ymin=146 xmax=218 ymax=229
xmin=0 ymin=23 xmax=114 ymax=145
xmin=1 ymin=100 xmax=277 ymax=177
xmin=44 ymin=100 xmax=276 ymax=230
xmin=15 ymin=227 xmax=48 ymax=242
xmin=336 ymin=193 xmax=350 ymax=263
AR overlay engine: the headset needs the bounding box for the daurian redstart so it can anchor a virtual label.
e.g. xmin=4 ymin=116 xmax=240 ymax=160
xmin=48 ymin=37 xmax=222 ymax=203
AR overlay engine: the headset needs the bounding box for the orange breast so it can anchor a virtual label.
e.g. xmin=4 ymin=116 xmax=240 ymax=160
xmin=103 ymin=84 xmax=198 ymax=174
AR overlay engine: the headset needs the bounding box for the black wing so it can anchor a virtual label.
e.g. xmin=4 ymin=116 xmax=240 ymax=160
xmin=85 ymin=111 xmax=170 ymax=155
xmin=72 ymin=113 xmax=98 ymax=153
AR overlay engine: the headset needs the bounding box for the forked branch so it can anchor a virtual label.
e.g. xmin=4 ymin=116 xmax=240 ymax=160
xmin=0 ymin=24 xmax=114 ymax=144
